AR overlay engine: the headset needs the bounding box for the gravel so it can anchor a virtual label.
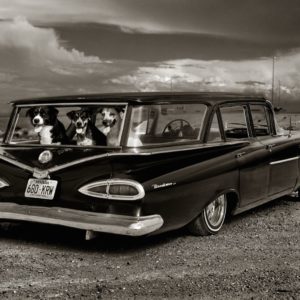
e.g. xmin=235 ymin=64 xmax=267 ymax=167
xmin=0 ymin=197 xmax=299 ymax=299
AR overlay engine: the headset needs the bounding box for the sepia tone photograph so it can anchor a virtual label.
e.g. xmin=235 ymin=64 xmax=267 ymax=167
xmin=0 ymin=1 xmax=299 ymax=299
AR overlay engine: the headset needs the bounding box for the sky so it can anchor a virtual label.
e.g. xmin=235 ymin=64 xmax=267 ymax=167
xmin=0 ymin=0 xmax=300 ymax=113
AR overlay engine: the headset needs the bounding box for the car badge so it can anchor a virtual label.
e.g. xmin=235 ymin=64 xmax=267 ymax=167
xmin=38 ymin=150 xmax=53 ymax=164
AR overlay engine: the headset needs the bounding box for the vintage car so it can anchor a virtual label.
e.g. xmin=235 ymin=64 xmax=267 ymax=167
xmin=0 ymin=92 xmax=298 ymax=239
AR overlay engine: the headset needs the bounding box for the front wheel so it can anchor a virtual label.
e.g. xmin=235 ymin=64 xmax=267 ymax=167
xmin=188 ymin=194 xmax=227 ymax=236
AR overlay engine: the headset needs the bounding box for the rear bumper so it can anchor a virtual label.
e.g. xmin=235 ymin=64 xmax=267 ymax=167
xmin=0 ymin=202 xmax=164 ymax=236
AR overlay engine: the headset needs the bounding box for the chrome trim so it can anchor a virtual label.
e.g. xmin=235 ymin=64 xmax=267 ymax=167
xmin=0 ymin=203 xmax=163 ymax=236
xmin=140 ymin=141 xmax=248 ymax=155
xmin=0 ymin=178 xmax=9 ymax=189
xmin=33 ymin=168 xmax=49 ymax=179
xmin=78 ymin=179 xmax=145 ymax=201
xmin=48 ymin=152 xmax=149 ymax=173
xmin=270 ymin=156 xmax=299 ymax=165
xmin=38 ymin=150 xmax=53 ymax=164
xmin=15 ymin=102 xmax=128 ymax=107
xmin=0 ymin=153 xmax=34 ymax=173
xmin=0 ymin=152 xmax=148 ymax=177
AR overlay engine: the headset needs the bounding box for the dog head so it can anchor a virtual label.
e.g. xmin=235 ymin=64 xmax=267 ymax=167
xmin=67 ymin=108 xmax=93 ymax=135
xmin=26 ymin=106 xmax=58 ymax=133
xmin=99 ymin=107 xmax=124 ymax=128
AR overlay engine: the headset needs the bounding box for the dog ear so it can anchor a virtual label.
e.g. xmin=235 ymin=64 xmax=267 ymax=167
xmin=83 ymin=107 xmax=96 ymax=123
xmin=67 ymin=110 xmax=76 ymax=120
xmin=116 ymin=107 xmax=125 ymax=119
xmin=26 ymin=107 xmax=34 ymax=117
xmin=49 ymin=107 xmax=59 ymax=116
xmin=115 ymin=107 xmax=125 ymax=113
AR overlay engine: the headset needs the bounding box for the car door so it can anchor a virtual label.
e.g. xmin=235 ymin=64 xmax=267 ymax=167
xmin=250 ymin=104 xmax=299 ymax=196
xmin=219 ymin=104 xmax=270 ymax=206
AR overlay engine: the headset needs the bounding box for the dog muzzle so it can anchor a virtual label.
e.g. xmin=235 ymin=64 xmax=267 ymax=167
xmin=103 ymin=119 xmax=116 ymax=128
xmin=75 ymin=124 xmax=88 ymax=135
xmin=76 ymin=127 xmax=84 ymax=134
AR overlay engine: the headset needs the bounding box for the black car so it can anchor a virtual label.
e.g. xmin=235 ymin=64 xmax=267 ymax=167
xmin=0 ymin=92 xmax=298 ymax=238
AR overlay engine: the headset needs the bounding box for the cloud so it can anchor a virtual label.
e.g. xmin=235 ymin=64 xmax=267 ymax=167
xmin=1 ymin=0 xmax=300 ymax=45
xmin=1 ymin=17 xmax=300 ymax=114
xmin=0 ymin=17 xmax=137 ymax=104
xmin=0 ymin=17 xmax=101 ymax=67
xmin=108 ymin=53 xmax=300 ymax=102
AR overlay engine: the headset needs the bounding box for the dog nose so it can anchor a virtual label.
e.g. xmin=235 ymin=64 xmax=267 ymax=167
xmin=33 ymin=118 xmax=40 ymax=124
xmin=76 ymin=121 xmax=82 ymax=127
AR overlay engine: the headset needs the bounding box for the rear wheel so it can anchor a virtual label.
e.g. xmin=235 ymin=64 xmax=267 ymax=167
xmin=188 ymin=194 xmax=227 ymax=236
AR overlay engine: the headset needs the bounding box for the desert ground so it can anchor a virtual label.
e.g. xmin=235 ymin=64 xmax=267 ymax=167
xmin=0 ymin=196 xmax=299 ymax=299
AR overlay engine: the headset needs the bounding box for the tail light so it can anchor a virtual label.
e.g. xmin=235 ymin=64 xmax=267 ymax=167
xmin=78 ymin=179 xmax=145 ymax=201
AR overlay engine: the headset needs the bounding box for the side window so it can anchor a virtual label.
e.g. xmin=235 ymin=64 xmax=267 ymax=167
xmin=220 ymin=105 xmax=249 ymax=139
xmin=207 ymin=112 xmax=223 ymax=142
xmin=250 ymin=105 xmax=271 ymax=137
xmin=127 ymin=103 xmax=207 ymax=146
xmin=155 ymin=104 xmax=205 ymax=139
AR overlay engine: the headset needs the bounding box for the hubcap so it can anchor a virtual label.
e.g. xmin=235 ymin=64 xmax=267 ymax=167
xmin=205 ymin=195 xmax=226 ymax=227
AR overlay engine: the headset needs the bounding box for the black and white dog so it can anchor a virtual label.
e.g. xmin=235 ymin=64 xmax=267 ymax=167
xmin=67 ymin=108 xmax=106 ymax=146
xmin=26 ymin=106 xmax=69 ymax=145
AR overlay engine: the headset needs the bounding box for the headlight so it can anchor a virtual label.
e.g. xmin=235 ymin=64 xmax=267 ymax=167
xmin=78 ymin=179 xmax=145 ymax=201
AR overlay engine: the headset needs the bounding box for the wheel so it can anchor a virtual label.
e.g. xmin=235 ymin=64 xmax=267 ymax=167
xmin=188 ymin=194 xmax=227 ymax=236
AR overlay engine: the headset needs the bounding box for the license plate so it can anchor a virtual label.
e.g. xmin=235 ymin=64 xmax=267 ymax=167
xmin=25 ymin=178 xmax=58 ymax=200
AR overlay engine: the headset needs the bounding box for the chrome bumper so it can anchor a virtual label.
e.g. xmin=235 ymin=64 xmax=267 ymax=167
xmin=0 ymin=202 xmax=164 ymax=236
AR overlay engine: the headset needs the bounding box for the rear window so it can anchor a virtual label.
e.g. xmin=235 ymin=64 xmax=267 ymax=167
xmin=9 ymin=104 xmax=127 ymax=147
xmin=127 ymin=103 xmax=207 ymax=146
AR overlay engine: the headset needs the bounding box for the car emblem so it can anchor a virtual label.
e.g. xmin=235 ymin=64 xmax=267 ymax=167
xmin=38 ymin=150 xmax=53 ymax=164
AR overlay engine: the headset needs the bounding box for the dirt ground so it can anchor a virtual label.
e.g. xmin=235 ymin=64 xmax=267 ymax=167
xmin=0 ymin=197 xmax=299 ymax=299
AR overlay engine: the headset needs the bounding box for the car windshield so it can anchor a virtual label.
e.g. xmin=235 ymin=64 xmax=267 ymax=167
xmin=9 ymin=104 xmax=127 ymax=147
xmin=127 ymin=103 xmax=207 ymax=147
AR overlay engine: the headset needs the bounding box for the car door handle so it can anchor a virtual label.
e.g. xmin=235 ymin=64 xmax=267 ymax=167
xmin=235 ymin=152 xmax=246 ymax=158
xmin=266 ymin=144 xmax=276 ymax=151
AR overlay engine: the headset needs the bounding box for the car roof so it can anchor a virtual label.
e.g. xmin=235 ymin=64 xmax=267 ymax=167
xmin=11 ymin=92 xmax=267 ymax=105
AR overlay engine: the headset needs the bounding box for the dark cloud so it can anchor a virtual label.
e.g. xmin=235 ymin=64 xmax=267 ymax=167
xmin=236 ymin=81 xmax=266 ymax=86
xmin=115 ymin=0 xmax=300 ymax=41
xmin=51 ymin=23 xmax=300 ymax=62
xmin=5 ymin=1 xmax=300 ymax=60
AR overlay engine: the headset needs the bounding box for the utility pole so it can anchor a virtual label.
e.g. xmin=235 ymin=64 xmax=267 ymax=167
xmin=271 ymin=56 xmax=276 ymax=104
xmin=277 ymin=80 xmax=281 ymax=108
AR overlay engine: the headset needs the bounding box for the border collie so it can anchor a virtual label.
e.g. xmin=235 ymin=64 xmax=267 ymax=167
xmin=67 ymin=109 xmax=106 ymax=146
xmin=26 ymin=106 xmax=68 ymax=145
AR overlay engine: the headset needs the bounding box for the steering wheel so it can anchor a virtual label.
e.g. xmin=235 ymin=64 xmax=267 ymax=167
xmin=162 ymin=119 xmax=192 ymax=137
xmin=225 ymin=127 xmax=248 ymax=138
